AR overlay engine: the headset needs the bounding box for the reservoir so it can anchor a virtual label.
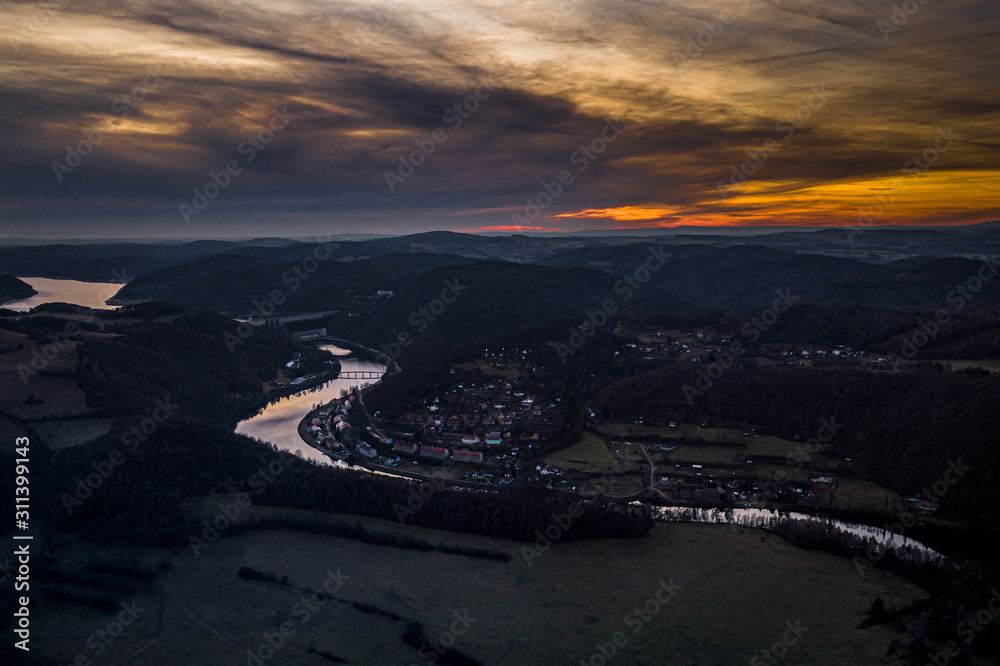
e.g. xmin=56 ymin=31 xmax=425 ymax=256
xmin=4 ymin=277 xmax=121 ymax=311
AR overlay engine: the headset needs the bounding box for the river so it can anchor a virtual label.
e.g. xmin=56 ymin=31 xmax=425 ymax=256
xmin=236 ymin=344 xmax=954 ymax=562
xmin=4 ymin=277 xmax=121 ymax=311
xmin=235 ymin=344 xmax=385 ymax=465
xmin=653 ymin=505 xmax=945 ymax=561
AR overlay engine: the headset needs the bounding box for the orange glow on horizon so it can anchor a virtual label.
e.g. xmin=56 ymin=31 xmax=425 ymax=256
xmin=548 ymin=170 xmax=1000 ymax=229
xmin=461 ymin=225 xmax=563 ymax=233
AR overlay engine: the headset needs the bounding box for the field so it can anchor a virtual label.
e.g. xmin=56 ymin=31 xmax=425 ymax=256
xmin=0 ymin=327 xmax=28 ymax=352
xmin=28 ymin=417 xmax=115 ymax=450
xmin=746 ymin=436 xmax=801 ymax=458
xmin=743 ymin=463 xmax=814 ymax=485
xmin=945 ymin=359 xmax=1000 ymax=373
xmin=833 ymin=478 xmax=906 ymax=514
xmin=0 ymin=350 xmax=90 ymax=419
xmin=29 ymin=510 xmax=930 ymax=665
xmin=597 ymin=422 xmax=798 ymax=452
xmin=0 ymin=322 xmax=93 ymax=419
xmin=544 ymin=431 xmax=615 ymax=472
xmin=658 ymin=445 xmax=744 ymax=466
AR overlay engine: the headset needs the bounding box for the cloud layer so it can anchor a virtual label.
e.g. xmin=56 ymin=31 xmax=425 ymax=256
xmin=1 ymin=0 xmax=998 ymax=237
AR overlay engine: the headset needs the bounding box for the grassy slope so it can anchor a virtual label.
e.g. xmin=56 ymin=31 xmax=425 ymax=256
xmin=33 ymin=520 xmax=926 ymax=665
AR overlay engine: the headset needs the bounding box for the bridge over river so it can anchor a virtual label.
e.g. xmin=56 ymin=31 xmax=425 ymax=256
xmin=337 ymin=370 xmax=385 ymax=379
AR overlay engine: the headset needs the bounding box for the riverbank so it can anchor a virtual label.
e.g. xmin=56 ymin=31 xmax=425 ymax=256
xmin=280 ymin=341 xmax=991 ymax=570
xmin=227 ymin=361 xmax=342 ymax=429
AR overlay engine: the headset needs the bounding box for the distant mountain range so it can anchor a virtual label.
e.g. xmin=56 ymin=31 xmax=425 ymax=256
xmin=2 ymin=229 xmax=998 ymax=347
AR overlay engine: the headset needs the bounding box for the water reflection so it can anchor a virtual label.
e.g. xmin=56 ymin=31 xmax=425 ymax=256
xmin=4 ymin=277 xmax=121 ymax=311
xmin=236 ymin=345 xmax=384 ymax=466
xmin=653 ymin=505 xmax=943 ymax=559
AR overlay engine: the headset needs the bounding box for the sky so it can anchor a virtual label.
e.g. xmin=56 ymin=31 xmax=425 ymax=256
xmin=1 ymin=0 xmax=998 ymax=239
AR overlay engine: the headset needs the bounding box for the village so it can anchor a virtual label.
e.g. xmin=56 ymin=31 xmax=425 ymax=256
xmin=299 ymin=347 xmax=571 ymax=487
xmin=624 ymin=325 xmax=873 ymax=366
xmin=293 ymin=332 xmax=924 ymax=518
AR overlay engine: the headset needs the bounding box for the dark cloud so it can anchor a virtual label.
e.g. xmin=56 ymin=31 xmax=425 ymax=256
xmin=0 ymin=0 xmax=997 ymax=237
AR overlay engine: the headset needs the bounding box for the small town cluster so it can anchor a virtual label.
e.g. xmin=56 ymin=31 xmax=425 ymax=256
xmin=302 ymin=349 xmax=566 ymax=485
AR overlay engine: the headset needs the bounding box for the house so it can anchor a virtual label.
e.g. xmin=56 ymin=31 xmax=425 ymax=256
xmin=909 ymin=499 xmax=940 ymax=513
xmin=393 ymin=441 xmax=418 ymax=456
xmin=446 ymin=416 xmax=460 ymax=428
xmin=453 ymin=450 xmax=484 ymax=464
xmin=485 ymin=432 xmax=503 ymax=446
xmin=357 ymin=443 xmax=377 ymax=459
xmin=461 ymin=435 xmax=479 ymax=446
xmin=291 ymin=327 xmax=327 ymax=342
xmin=537 ymin=465 xmax=566 ymax=475
xmin=419 ymin=445 xmax=449 ymax=460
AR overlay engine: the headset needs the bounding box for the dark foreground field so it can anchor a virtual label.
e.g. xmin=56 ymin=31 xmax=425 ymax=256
xmin=31 ymin=514 xmax=928 ymax=665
